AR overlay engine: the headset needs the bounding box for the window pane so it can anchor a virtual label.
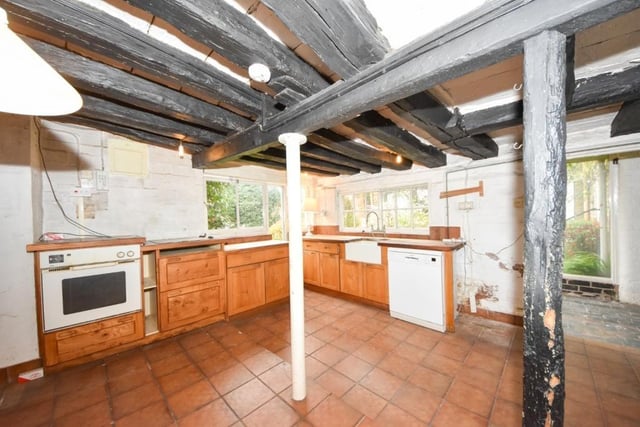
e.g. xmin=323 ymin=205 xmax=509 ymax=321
xmin=413 ymin=207 xmax=429 ymax=228
xmin=206 ymin=181 xmax=237 ymax=229
xmin=342 ymin=194 xmax=354 ymax=210
xmin=564 ymin=159 xmax=610 ymax=278
xmin=365 ymin=192 xmax=379 ymax=210
xmin=354 ymin=193 xmax=365 ymax=211
xmin=383 ymin=210 xmax=396 ymax=228
xmin=413 ymin=187 xmax=428 ymax=207
xmin=382 ymin=191 xmax=395 ymax=209
xmin=344 ymin=212 xmax=355 ymax=228
xmin=268 ymin=185 xmax=284 ymax=239
xmin=238 ymin=183 xmax=264 ymax=227
xmin=397 ymin=190 xmax=411 ymax=209
xmin=397 ymin=210 xmax=411 ymax=227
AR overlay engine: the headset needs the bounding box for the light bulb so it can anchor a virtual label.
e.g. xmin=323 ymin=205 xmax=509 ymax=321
xmin=395 ymin=154 xmax=403 ymax=164
xmin=178 ymin=141 xmax=184 ymax=159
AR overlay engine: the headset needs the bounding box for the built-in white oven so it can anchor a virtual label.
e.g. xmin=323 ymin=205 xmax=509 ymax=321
xmin=39 ymin=244 xmax=142 ymax=332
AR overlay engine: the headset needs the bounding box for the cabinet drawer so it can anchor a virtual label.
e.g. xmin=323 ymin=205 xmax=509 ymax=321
xmin=159 ymin=280 xmax=225 ymax=331
xmin=43 ymin=312 xmax=144 ymax=366
xmin=303 ymin=241 xmax=340 ymax=254
xmin=226 ymin=245 xmax=288 ymax=268
xmin=159 ymin=250 xmax=224 ymax=291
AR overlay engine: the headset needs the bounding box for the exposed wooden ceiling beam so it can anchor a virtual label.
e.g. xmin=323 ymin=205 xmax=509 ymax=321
xmin=611 ymin=100 xmax=640 ymax=137
xmin=457 ymin=65 xmax=640 ymax=135
xmin=240 ymin=156 xmax=339 ymax=176
xmin=2 ymin=0 xmax=264 ymax=115
xmin=193 ymin=0 xmax=636 ymax=168
xmin=301 ymin=143 xmax=381 ymax=174
xmin=75 ymin=95 xmax=223 ymax=145
xmin=25 ymin=36 xmax=251 ymax=133
xmin=124 ymin=0 xmax=328 ymax=98
xmin=344 ymin=112 xmax=446 ymax=168
xmin=308 ymin=129 xmax=413 ymax=171
xmin=50 ymin=115 xmax=202 ymax=153
xmin=251 ymin=148 xmax=360 ymax=175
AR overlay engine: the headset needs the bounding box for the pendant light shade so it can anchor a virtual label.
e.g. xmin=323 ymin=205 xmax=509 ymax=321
xmin=0 ymin=7 xmax=82 ymax=116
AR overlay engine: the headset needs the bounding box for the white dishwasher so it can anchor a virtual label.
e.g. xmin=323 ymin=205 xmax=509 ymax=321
xmin=387 ymin=248 xmax=445 ymax=332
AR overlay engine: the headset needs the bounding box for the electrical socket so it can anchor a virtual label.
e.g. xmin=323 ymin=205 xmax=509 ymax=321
xmin=458 ymin=201 xmax=474 ymax=210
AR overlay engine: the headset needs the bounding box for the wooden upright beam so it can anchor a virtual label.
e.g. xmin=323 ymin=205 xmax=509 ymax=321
xmin=522 ymin=30 xmax=567 ymax=426
xmin=611 ymin=100 xmax=640 ymax=137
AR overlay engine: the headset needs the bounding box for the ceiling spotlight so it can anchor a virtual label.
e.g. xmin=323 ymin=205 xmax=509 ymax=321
xmin=248 ymin=63 xmax=271 ymax=83
xmin=395 ymin=154 xmax=403 ymax=164
xmin=278 ymin=132 xmax=307 ymax=146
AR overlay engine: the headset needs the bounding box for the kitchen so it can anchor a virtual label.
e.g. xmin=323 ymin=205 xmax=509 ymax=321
xmin=2 ymin=0 xmax=640 ymax=425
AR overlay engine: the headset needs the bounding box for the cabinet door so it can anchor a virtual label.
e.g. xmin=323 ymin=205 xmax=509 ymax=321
xmin=364 ymin=264 xmax=388 ymax=304
xmin=265 ymin=257 xmax=289 ymax=303
xmin=319 ymin=253 xmax=340 ymax=290
xmin=227 ymin=263 xmax=266 ymax=315
xmin=340 ymin=260 xmax=363 ymax=296
xmin=303 ymin=250 xmax=320 ymax=285
xmin=159 ymin=280 xmax=224 ymax=331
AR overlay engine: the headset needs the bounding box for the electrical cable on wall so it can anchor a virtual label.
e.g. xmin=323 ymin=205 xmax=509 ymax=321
xmin=34 ymin=118 xmax=110 ymax=240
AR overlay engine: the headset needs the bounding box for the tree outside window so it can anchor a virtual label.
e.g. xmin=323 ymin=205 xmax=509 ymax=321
xmin=564 ymin=158 xmax=610 ymax=278
xmin=206 ymin=179 xmax=285 ymax=239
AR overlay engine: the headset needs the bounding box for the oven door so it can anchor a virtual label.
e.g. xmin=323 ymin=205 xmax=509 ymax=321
xmin=41 ymin=260 xmax=141 ymax=332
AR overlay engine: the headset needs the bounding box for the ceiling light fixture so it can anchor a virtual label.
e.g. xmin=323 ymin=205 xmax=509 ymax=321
xmin=395 ymin=154 xmax=403 ymax=164
xmin=278 ymin=132 xmax=307 ymax=146
xmin=248 ymin=63 xmax=271 ymax=83
xmin=0 ymin=7 xmax=82 ymax=116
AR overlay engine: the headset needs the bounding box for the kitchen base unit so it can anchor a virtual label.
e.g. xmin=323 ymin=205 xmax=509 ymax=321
xmin=387 ymin=248 xmax=456 ymax=332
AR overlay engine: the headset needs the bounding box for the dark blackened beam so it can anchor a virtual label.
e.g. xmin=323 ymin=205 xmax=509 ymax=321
xmin=3 ymin=0 xmax=264 ymax=115
xmin=345 ymin=111 xmax=446 ymax=168
xmin=239 ymin=156 xmax=339 ymax=177
xmin=301 ymin=143 xmax=381 ymax=174
xmin=195 ymin=0 xmax=635 ymax=168
xmin=611 ymin=100 xmax=640 ymax=137
xmin=458 ymin=64 xmax=640 ymax=135
xmin=310 ymin=129 xmax=412 ymax=171
xmin=77 ymin=95 xmax=224 ymax=145
xmin=24 ymin=37 xmax=252 ymax=133
xmin=252 ymin=148 xmax=361 ymax=175
xmin=50 ymin=115 xmax=204 ymax=153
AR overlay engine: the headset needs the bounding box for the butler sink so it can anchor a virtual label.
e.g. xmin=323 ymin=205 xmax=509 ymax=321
xmin=344 ymin=239 xmax=383 ymax=264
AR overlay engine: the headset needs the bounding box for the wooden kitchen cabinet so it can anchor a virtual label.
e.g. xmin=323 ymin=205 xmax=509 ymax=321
xmin=225 ymin=243 xmax=289 ymax=316
xmin=42 ymin=312 xmax=144 ymax=366
xmin=303 ymin=241 xmax=340 ymax=290
xmin=227 ymin=263 xmax=266 ymax=315
xmin=158 ymin=248 xmax=225 ymax=331
xmin=265 ymin=257 xmax=290 ymax=302
xmin=340 ymin=259 xmax=363 ymax=297
xmin=363 ymin=263 xmax=388 ymax=304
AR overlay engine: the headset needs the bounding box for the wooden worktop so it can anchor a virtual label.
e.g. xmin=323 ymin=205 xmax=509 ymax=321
xmin=303 ymin=234 xmax=464 ymax=252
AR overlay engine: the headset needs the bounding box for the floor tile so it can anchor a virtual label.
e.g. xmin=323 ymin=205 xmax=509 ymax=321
xmin=445 ymin=378 xmax=494 ymax=417
xmin=224 ymin=378 xmax=275 ymax=418
xmin=377 ymin=353 xmax=417 ymax=380
xmin=305 ymin=395 xmax=363 ymax=427
xmin=115 ymin=400 xmax=174 ymax=427
xmin=259 ymin=362 xmax=293 ymax=394
xmin=242 ymin=349 xmax=283 ymax=376
xmin=359 ymin=367 xmax=404 ymax=401
xmin=334 ymin=355 xmax=373 ymax=382
xmin=490 ymin=398 xmax=522 ymax=427
xmin=311 ymin=344 xmax=348 ymax=367
xmin=242 ymin=396 xmax=300 ymax=427
xmin=372 ymin=403 xmax=424 ymax=427
xmin=209 ymin=362 xmax=254 ymax=395
xmin=111 ymin=381 xmax=163 ymax=420
xmin=53 ymin=383 xmax=108 ymax=420
xmin=280 ymin=380 xmax=330 ymax=416
xmin=177 ymin=398 xmax=238 ymax=427
xmin=315 ymin=369 xmax=355 ymax=398
xmin=431 ymin=401 xmax=488 ymax=427
xmin=391 ymin=383 xmax=441 ymax=422
xmin=342 ymin=384 xmax=386 ymax=419
xmin=156 ymin=364 xmax=204 ymax=395
xmin=54 ymin=400 xmax=111 ymax=427
xmin=167 ymin=379 xmax=218 ymax=419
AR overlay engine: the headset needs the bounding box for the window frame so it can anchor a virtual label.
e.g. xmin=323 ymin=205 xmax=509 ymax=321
xmin=204 ymin=175 xmax=286 ymax=238
xmin=338 ymin=184 xmax=430 ymax=235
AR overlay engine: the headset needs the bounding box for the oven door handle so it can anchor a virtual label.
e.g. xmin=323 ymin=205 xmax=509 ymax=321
xmin=69 ymin=261 xmax=119 ymax=271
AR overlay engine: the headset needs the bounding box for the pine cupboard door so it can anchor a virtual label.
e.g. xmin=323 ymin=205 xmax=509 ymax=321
xmin=363 ymin=264 xmax=388 ymax=304
xmin=227 ymin=263 xmax=266 ymax=315
xmin=319 ymin=253 xmax=340 ymax=290
xmin=265 ymin=257 xmax=289 ymax=303
xmin=158 ymin=280 xmax=224 ymax=331
xmin=303 ymin=250 xmax=320 ymax=285
xmin=340 ymin=259 xmax=363 ymax=297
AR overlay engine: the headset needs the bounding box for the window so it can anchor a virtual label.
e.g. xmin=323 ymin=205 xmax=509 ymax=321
xmin=564 ymin=158 xmax=610 ymax=278
xmin=205 ymin=178 xmax=285 ymax=239
xmin=340 ymin=185 xmax=429 ymax=233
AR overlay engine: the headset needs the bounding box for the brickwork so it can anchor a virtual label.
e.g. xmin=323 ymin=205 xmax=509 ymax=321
xmin=562 ymin=278 xmax=619 ymax=301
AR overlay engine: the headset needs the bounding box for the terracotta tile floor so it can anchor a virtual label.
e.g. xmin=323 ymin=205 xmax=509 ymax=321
xmin=1 ymin=289 xmax=640 ymax=426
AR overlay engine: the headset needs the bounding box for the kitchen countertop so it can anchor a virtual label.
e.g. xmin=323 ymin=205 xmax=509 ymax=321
xmin=303 ymin=234 xmax=464 ymax=252
xmin=224 ymin=239 xmax=288 ymax=251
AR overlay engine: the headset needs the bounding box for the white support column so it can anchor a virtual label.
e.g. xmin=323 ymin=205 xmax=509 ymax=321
xmin=279 ymin=132 xmax=307 ymax=401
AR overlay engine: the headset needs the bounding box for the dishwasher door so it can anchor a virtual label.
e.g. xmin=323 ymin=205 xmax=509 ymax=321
xmin=387 ymin=248 xmax=444 ymax=331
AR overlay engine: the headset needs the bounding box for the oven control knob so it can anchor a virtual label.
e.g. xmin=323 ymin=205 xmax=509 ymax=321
xmin=117 ymin=251 xmax=125 ymax=258
xmin=127 ymin=250 xmax=135 ymax=257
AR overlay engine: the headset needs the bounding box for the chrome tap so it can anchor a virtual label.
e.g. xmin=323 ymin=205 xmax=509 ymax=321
xmin=366 ymin=211 xmax=382 ymax=234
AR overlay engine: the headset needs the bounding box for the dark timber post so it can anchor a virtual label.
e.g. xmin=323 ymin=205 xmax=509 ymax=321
xmin=522 ymin=30 xmax=567 ymax=426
